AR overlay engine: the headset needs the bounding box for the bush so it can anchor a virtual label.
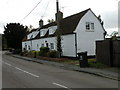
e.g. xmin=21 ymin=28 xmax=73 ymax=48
xmin=29 ymin=50 xmax=37 ymax=58
xmin=88 ymin=62 xmax=108 ymax=68
xmin=40 ymin=47 xmax=49 ymax=52
xmin=36 ymin=51 xmax=40 ymax=56
xmin=22 ymin=50 xmax=29 ymax=56
xmin=13 ymin=49 xmax=21 ymax=54
xmin=39 ymin=47 xmax=50 ymax=56
xmin=47 ymin=50 xmax=58 ymax=58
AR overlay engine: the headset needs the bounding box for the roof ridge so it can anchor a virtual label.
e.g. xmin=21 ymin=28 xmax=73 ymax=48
xmin=62 ymin=8 xmax=90 ymax=20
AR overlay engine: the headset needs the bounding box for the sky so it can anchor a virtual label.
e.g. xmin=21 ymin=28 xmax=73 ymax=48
xmin=0 ymin=0 xmax=119 ymax=35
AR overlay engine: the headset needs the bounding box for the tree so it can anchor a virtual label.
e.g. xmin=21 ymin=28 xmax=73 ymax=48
xmin=4 ymin=23 xmax=28 ymax=49
xmin=2 ymin=34 xmax=7 ymax=50
xmin=48 ymin=19 xmax=54 ymax=23
xmin=98 ymin=15 xmax=104 ymax=26
xmin=110 ymin=31 xmax=118 ymax=40
xmin=55 ymin=29 xmax=62 ymax=58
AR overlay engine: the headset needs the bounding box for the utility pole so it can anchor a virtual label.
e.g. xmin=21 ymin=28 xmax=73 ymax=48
xmin=56 ymin=0 xmax=63 ymax=57
xmin=56 ymin=0 xmax=59 ymax=13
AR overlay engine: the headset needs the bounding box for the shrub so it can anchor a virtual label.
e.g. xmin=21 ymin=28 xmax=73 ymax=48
xmin=13 ymin=49 xmax=21 ymax=54
xmin=39 ymin=47 xmax=50 ymax=56
xmin=47 ymin=50 xmax=58 ymax=58
xmin=40 ymin=47 xmax=49 ymax=52
xmin=88 ymin=62 xmax=108 ymax=68
xmin=29 ymin=50 xmax=37 ymax=58
xmin=23 ymin=50 xmax=29 ymax=56
xmin=36 ymin=51 xmax=40 ymax=56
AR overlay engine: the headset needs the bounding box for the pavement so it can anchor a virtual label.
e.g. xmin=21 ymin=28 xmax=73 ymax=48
xmin=5 ymin=52 xmax=120 ymax=81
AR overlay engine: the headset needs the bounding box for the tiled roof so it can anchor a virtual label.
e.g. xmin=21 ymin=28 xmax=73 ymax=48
xmin=40 ymin=22 xmax=57 ymax=29
xmin=60 ymin=8 xmax=90 ymax=35
xmin=23 ymin=8 xmax=90 ymax=41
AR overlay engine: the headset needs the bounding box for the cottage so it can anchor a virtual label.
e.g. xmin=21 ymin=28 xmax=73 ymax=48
xmin=22 ymin=1 xmax=106 ymax=57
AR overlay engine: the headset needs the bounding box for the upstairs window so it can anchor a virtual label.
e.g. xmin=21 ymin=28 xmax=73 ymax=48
xmin=40 ymin=31 xmax=44 ymax=37
xmin=48 ymin=26 xmax=57 ymax=35
xmin=86 ymin=22 xmax=90 ymax=30
xmin=91 ymin=23 xmax=94 ymax=30
xmin=86 ymin=22 xmax=94 ymax=31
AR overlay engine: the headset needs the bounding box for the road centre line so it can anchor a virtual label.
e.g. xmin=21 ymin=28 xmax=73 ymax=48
xmin=15 ymin=67 xmax=39 ymax=78
xmin=3 ymin=61 xmax=39 ymax=78
xmin=53 ymin=82 xmax=68 ymax=89
xmin=3 ymin=62 xmax=12 ymax=66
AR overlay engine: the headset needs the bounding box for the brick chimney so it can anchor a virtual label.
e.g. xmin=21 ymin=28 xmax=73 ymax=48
xmin=55 ymin=0 xmax=63 ymax=29
xmin=39 ymin=19 xmax=43 ymax=28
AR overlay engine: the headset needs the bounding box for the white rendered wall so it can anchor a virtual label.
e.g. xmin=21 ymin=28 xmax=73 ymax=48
xmin=62 ymin=34 xmax=76 ymax=57
xmin=32 ymin=37 xmax=57 ymax=51
xmin=75 ymin=10 xmax=105 ymax=56
xmin=22 ymin=34 xmax=76 ymax=57
xmin=22 ymin=37 xmax=57 ymax=51
xmin=22 ymin=41 xmax=31 ymax=51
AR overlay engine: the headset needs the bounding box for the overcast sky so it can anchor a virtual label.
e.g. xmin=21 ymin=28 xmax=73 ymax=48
xmin=0 ymin=0 xmax=119 ymax=34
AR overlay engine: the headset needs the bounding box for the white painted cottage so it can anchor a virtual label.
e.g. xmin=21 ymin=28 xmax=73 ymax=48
xmin=22 ymin=8 xmax=106 ymax=57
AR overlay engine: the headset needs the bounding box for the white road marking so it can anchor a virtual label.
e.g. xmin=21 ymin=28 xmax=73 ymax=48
xmin=3 ymin=62 xmax=12 ymax=66
xmin=3 ymin=61 xmax=39 ymax=78
xmin=15 ymin=67 xmax=39 ymax=78
xmin=53 ymin=82 xmax=68 ymax=88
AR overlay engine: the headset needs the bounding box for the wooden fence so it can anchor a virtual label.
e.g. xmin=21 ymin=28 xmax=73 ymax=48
xmin=96 ymin=40 xmax=120 ymax=67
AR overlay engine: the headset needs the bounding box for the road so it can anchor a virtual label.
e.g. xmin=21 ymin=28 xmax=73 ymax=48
xmin=2 ymin=52 xmax=118 ymax=89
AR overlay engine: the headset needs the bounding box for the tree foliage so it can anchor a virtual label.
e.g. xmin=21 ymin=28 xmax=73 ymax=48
xmin=98 ymin=15 xmax=104 ymax=26
xmin=4 ymin=23 xmax=28 ymax=49
xmin=55 ymin=29 xmax=62 ymax=57
xmin=48 ymin=19 xmax=54 ymax=23
xmin=2 ymin=34 xmax=7 ymax=49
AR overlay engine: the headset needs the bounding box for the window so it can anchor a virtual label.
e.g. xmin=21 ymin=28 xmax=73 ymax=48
xmin=40 ymin=31 xmax=44 ymax=37
xmin=49 ymin=26 xmax=57 ymax=35
xmin=28 ymin=46 xmax=31 ymax=50
xmin=49 ymin=28 xmax=53 ymax=35
xmin=86 ymin=22 xmax=94 ymax=31
xmin=46 ymin=43 xmax=49 ymax=47
xmin=50 ymin=43 xmax=54 ymax=50
xmin=86 ymin=22 xmax=90 ymax=30
xmin=41 ymin=44 xmax=44 ymax=47
xmin=37 ymin=44 xmax=39 ymax=49
xmin=25 ymin=43 xmax=27 ymax=50
xmin=91 ymin=23 xmax=94 ymax=30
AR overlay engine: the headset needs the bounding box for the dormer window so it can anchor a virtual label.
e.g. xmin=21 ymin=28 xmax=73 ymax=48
xmin=86 ymin=22 xmax=94 ymax=31
xmin=40 ymin=29 xmax=48 ymax=37
xmin=49 ymin=26 xmax=57 ymax=35
xmin=40 ymin=31 xmax=44 ymax=37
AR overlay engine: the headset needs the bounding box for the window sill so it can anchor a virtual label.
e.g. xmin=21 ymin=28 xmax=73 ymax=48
xmin=86 ymin=30 xmax=94 ymax=32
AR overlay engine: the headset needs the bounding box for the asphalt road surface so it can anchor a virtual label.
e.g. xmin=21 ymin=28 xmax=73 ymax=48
xmin=2 ymin=52 xmax=118 ymax=89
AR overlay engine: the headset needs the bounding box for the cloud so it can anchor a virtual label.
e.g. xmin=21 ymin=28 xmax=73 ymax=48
xmin=0 ymin=22 xmax=5 ymax=34
xmin=102 ymin=9 xmax=118 ymax=29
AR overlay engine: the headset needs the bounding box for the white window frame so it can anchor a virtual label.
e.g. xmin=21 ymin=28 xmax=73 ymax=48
xmin=86 ymin=22 xmax=94 ymax=31
xmin=41 ymin=44 xmax=44 ymax=47
xmin=91 ymin=23 xmax=94 ymax=30
xmin=40 ymin=31 xmax=44 ymax=37
xmin=50 ymin=43 xmax=54 ymax=50
xmin=86 ymin=22 xmax=90 ymax=30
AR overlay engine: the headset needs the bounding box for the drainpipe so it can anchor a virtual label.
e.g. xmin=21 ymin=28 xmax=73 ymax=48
xmin=30 ymin=35 xmax=33 ymax=51
xmin=75 ymin=33 xmax=77 ymax=57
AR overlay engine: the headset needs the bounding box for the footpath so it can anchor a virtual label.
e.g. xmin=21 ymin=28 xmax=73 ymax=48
xmin=6 ymin=52 xmax=119 ymax=81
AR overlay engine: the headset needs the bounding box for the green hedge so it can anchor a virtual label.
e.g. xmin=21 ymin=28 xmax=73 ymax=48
xmin=39 ymin=47 xmax=50 ymax=56
xmin=47 ymin=50 xmax=58 ymax=58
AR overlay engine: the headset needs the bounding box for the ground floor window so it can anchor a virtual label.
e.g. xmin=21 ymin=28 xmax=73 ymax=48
xmin=50 ymin=43 xmax=54 ymax=50
xmin=41 ymin=44 xmax=44 ymax=47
